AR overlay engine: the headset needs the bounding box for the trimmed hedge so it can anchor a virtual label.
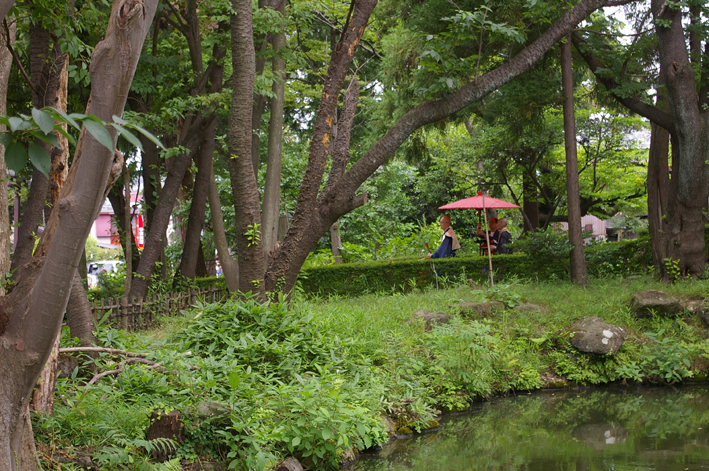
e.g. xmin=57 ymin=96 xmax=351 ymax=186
xmin=298 ymin=236 xmax=655 ymax=297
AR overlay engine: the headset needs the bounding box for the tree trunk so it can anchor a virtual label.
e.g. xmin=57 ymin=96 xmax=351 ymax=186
xmin=208 ymin=167 xmax=239 ymax=292
xmin=124 ymin=163 xmax=132 ymax=294
xmin=522 ymin=173 xmax=539 ymax=233
xmin=66 ymin=271 xmax=96 ymax=347
xmin=561 ymin=36 xmax=587 ymax=285
xmin=265 ymin=0 xmax=608 ymax=293
xmin=0 ymin=1 xmax=157 ymax=468
xmin=0 ymin=0 xmax=14 ymax=23
xmin=107 ymin=185 xmax=141 ymax=270
xmin=0 ymin=17 xmax=14 ymax=294
xmin=652 ymin=0 xmax=707 ymax=278
xmin=647 ymin=94 xmax=671 ymax=273
xmin=262 ymin=6 xmax=286 ymax=270
xmin=330 ymin=222 xmax=342 ymax=263
xmin=175 ymin=130 xmax=213 ymax=281
xmin=229 ymin=0 xmax=264 ymax=294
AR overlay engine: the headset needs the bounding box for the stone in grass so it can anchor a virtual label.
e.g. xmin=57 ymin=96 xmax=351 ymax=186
xmin=411 ymin=310 xmax=451 ymax=331
xmin=276 ymin=457 xmax=304 ymax=471
xmin=515 ymin=303 xmax=548 ymax=314
xmin=630 ymin=290 xmax=682 ymax=317
xmin=566 ymin=316 xmax=626 ymax=355
xmin=457 ymin=301 xmax=505 ymax=316
xmin=683 ymin=299 xmax=707 ymax=318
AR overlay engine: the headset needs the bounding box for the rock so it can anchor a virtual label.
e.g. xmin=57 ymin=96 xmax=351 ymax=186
xmin=515 ymin=303 xmax=548 ymax=314
xmin=411 ymin=310 xmax=451 ymax=331
xmin=57 ymin=354 xmax=79 ymax=378
xmin=380 ymin=415 xmax=396 ymax=436
xmin=566 ymin=317 xmax=626 ymax=355
xmin=457 ymin=301 xmax=505 ymax=316
xmin=340 ymin=447 xmax=357 ymax=467
xmin=196 ymin=402 xmax=231 ymax=419
xmin=683 ymin=299 xmax=707 ymax=317
xmin=276 ymin=457 xmax=304 ymax=471
xmin=630 ymin=290 xmax=682 ymax=317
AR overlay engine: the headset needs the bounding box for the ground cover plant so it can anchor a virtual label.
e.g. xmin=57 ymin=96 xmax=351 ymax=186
xmin=34 ymin=275 xmax=709 ymax=470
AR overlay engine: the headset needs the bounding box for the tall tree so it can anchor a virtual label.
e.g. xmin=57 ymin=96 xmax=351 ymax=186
xmin=0 ymin=0 xmax=157 ymax=467
xmin=263 ymin=0 xmax=610 ymax=293
xmin=561 ymin=36 xmax=587 ymax=285
xmin=0 ymin=17 xmax=14 ymax=294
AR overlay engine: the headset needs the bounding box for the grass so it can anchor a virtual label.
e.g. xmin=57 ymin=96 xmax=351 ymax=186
xmin=35 ymin=275 xmax=709 ymax=470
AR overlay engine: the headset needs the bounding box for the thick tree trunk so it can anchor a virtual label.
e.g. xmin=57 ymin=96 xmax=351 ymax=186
xmin=0 ymin=0 xmax=15 ymax=23
xmin=561 ymin=36 xmax=587 ymax=285
xmin=262 ymin=8 xmax=286 ymax=270
xmin=0 ymin=17 xmax=14 ymax=294
xmin=229 ymin=0 xmax=264 ymax=294
xmin=0 ymin=1 xmax=157 ymax=468
xmin=175 ymin=131 xmax=213 ymax=281
xmin=647 ymin=106 xmax=671 ymax=272
xmin=129 ymin=144 xmax=197 ymax=298
xmin=208 ymin=168 xmax=239 ymax=292
xmin=66 ymin=271 xmax=96 ymax=347
xmin=265 ymin=0 xmax=608 ymax=292
xmin=652 ymin=0 xmax=707 ymax=277
xmin=11 ymin=19 xmax=69 ymax=277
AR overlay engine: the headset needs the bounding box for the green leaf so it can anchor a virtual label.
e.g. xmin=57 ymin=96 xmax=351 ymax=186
xmin=111 ymin=123 xmax=143 ymax=150
xmin=291 ymin=436 xmax=301 ymax=447
xmin=28 ymin=142 xmax=51 ymax=177
xmin=46 ymin=107 xmax=80 ymax=130
xmin=32 ymin=108 xmax=55 ymax=135
xmin=322 ymin=428 xmax=332 ymax=440
xmin=5 ymin=141 xmax=28 ymax=172
xmin=31 ymin=131 xmax=61 ymax=150
xmin=83 ymin=118 xmax=114 ymax=152
xmin=112 ymin=114 xmax=128 ymax=125
xmin=131 ymin=124 xmax=165 ymax=150
xmin=0 ymin=132 xmax=11 ymax=147
xmin=8 ymin=117 xmax=31 ymax=132
xmin=54 ymin=125 xmax=76 ymax=146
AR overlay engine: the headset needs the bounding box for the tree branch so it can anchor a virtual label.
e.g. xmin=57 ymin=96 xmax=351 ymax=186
xmin=571 ymin=32 xmax=675 ymax=133
xmin=3 ymin=19 xmax=36 ymax=95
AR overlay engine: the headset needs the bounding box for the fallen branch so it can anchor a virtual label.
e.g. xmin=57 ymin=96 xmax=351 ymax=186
xmin=86 ymin=357 xmax=163 ymax=386
xmin=59 ymin=347 xmax=149 ymax=357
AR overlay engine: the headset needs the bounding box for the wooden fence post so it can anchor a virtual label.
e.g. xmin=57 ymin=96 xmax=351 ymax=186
xmin=121 ymin=297 xmax=128 ymax=330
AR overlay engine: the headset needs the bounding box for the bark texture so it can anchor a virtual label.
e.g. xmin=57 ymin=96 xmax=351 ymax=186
xmin=175 ymin=126 xmax=214 ymax=281
xmin=0 ymin=17 xmax=14 ymax=294
xmin=0 ymin=0 xmax=14 ymax=24
xmin=651 ymin=0 xmax=707 ymax=277
xmin=262 ymin=5 xmax=286 ymax=269
xmin=264 ymin=0 xmax=609 ymax=293
xmin=228 ymin=0 xmax=263 ymax=294
xmin=0 ymin=1 xmax=157 ymax=468
xmin=561 ymin=37 xmax=587 ymax=285
xmin=208 ymin=168 xmax=239 ymax=292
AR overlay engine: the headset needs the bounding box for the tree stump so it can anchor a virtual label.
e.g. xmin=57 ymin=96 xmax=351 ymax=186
xmin=146 ymin=410 xmax=183 ymax=461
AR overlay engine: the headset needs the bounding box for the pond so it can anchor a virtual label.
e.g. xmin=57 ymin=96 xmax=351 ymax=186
xmin=356 ymin=386 xmax=709 ymax=471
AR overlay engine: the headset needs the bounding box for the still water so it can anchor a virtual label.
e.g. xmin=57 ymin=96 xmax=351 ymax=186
xmin=356 ymin=386 xmax=709 ymax=471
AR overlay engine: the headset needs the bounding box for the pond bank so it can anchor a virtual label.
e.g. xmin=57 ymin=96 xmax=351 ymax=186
xmin=37 ymin=276 xmax=709 ymax=470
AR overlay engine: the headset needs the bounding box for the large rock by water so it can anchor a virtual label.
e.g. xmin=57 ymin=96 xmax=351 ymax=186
xmin=630 ymin=290 xmax=682 ymax=317
xmin=566 ymin=316 xmax=625 ymax=355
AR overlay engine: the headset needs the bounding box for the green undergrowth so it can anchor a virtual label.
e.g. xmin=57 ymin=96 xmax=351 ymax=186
xmin=35 ymin=276 xmax=709 ymax=470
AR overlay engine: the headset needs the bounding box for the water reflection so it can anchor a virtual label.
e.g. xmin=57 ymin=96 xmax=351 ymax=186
xmin=356 ymin=386 xmax=709 ymax=471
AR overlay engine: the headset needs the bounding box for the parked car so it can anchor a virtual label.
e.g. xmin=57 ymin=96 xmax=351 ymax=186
xmin=87 ymin=260 xmax=123 ymax=288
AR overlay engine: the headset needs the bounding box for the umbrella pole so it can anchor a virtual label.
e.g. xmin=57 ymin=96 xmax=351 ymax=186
xmin=482 ymin=195 xmax=494 ymax=286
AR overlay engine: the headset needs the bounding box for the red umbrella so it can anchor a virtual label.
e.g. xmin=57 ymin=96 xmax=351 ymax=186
xmin=438 ymin=191 xmax=520 ymax=210
xmin=437 ymin=191 xmax=519 ymax=286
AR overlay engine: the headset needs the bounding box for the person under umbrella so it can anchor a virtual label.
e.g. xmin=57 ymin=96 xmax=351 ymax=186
xmin=425 ymin=216 xmax=461 ymax=259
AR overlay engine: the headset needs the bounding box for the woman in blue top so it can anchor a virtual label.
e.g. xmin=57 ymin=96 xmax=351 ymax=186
xmin=425 ymin=216 xmax=461 ymax=259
